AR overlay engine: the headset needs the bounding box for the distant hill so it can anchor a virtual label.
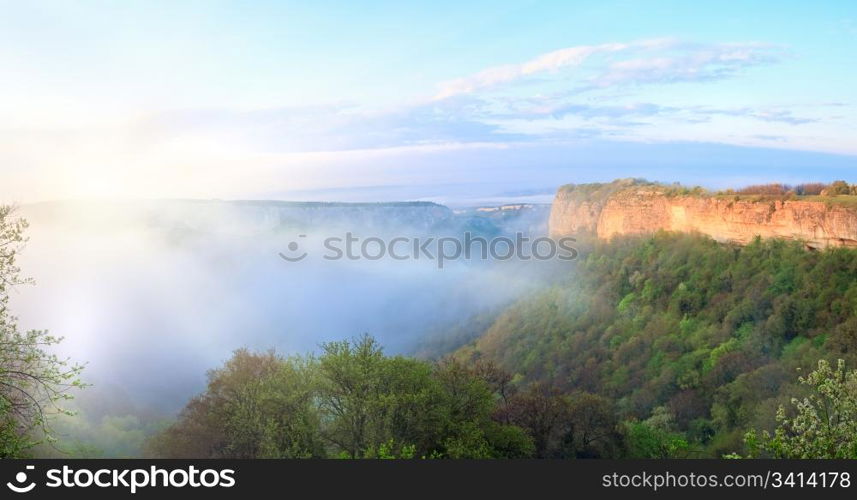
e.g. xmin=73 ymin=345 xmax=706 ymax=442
xmin=21 ymin=199 xmax=550 ymax=238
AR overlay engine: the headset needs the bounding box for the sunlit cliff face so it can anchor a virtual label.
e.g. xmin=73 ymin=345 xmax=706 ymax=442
xmin=549 ymin=183 xmax=857 ymax=248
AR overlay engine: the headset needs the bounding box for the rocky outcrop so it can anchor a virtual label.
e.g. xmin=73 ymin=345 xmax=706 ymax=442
xmin=549 ymin=181 xmax=857 ymax=248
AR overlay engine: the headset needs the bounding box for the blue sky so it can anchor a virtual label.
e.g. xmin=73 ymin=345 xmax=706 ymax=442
xmin=1 ymin=1 xmax=856 ymax=203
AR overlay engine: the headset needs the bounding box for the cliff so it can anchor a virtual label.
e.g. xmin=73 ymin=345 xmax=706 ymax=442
xmin=549 ymin=180 xmax=857 ymax=248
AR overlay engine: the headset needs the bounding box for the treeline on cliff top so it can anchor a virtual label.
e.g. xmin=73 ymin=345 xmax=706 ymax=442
xmin=557 ymin=178 xmax=857 ymax=201
xmin=146 ymin=232 xmax=857 ymax=458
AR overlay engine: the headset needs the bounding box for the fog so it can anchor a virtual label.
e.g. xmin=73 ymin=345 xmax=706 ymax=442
xmin=11 ymin=200 xmax=560 ymax=430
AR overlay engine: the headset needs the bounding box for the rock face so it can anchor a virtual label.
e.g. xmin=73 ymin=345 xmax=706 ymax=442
xmin=549 ymin=182 xmax=857 ymax=248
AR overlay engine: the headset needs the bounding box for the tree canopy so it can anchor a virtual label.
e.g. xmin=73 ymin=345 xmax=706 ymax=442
xmin=0 ymin=206 xmax=85 ymax=456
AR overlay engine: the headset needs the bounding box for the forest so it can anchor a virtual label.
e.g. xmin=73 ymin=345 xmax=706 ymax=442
xmin=456 ymin=232 xmax=857 ymax=457
xmin=148 ymin=232 xmax=857 ymax=458
xmin=3 ymin=205 xmax=857 ymax=458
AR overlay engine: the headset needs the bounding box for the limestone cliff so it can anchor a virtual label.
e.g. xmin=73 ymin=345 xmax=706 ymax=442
xmin=549 ymin=180 xmax=857 ymax=248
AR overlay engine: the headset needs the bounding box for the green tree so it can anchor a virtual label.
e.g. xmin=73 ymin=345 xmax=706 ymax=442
xmin=0 ymin=206 xmax=85 ymax=456
xmin=745 ymin=359 xmax=857 ymax=458
xmin=623 ymin=407 xmax=691 ymax=458
xmin=150 ymin=335 xmax=534 ymax=459
xmin=431 ymin=358 xmax=533 ymax=458
xmin=562 ymin=392 xmax=623 ymax=458
xmin=317 ymin=334 xmax=386 ymax=458
xmin=147 ymin=349 xmax=323 ymax=458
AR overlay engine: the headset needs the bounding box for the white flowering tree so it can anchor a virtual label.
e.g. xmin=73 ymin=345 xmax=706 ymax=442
xmin=744 ymin=359 xmax=857 ymax=458
xmin=0 ymin=206 xmax=85 ymax=456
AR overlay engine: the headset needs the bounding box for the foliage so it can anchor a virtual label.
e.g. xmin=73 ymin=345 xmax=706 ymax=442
xmin=557 ymin=178 xmax=654 ymax=202
xmin=150 ymin=231 xmax=857 ymax=459
xmin=744 ymin=359 xmax=857 ymax=458
xmin=147 ymin=349 xmax=323 ymax=458
xmin=623 ymin=406 xmax=693 ymax=458
xmin=0 ymin=206 xmax=85 ymax=457
xmin=717 ymin=181 xmax=857 ymax=199
xmin=148 ymin=335 xmax=536 ymax=458
xmin=827 ymin=180 xmax=854 ymax=196
xmin=458 ymin=232 xmax=857 ymax=457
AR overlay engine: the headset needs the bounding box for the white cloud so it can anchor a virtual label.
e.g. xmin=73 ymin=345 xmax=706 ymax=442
xmin=433 ymin=41 xmax=642 ymax=99
xmin=434 ymin=39 xmax=781 ymax=99
xmin=588 ymin=42 xmax=782 ymax=89
xmin=2 ymin=35 xmax=853 ymax=203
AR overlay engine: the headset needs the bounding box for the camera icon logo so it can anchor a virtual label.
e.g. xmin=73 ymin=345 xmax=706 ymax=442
xmin=279 ymin=234 xmax=308 ymax=262
xmin=7 ymin=465 xmax=36 ymax=493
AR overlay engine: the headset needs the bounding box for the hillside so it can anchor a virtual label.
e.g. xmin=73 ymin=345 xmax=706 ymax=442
xmin=455 ymin=232 xmax=857 ymax=456
xmin=549 ymin=180 xmax=857 ymax=248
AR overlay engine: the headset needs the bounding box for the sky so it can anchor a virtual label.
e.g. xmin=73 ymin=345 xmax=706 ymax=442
xmin=1 ymin=0 xmax=856 ymax=203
